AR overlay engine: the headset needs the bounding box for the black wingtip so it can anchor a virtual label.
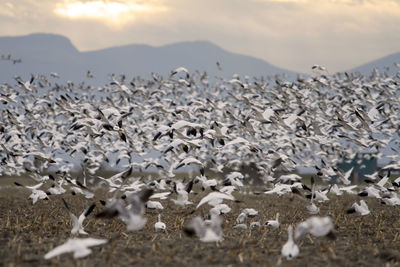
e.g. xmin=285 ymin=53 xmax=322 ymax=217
xmin=138 ymin=188 xmax=154 ymax=203
xmin=302 ymin=184 xmax=311 ymax=192
xmin=84 ymin=203 xmax=96 ymax=217
xmin=14 ymin=182 xmax=23 ymax=187
xmin=62 ymin=198 xmax=70 ymax=211
xmin=326 ymin=231 xmax=337 ymax=240
xmin=186 ymin=180 xmax=194 ymax=194
xmin=183 ymin=226 xmax=196 ymax=237
xmin=96 ymin=209 xmax=118 ymax=219
xmin=358 ymin=191 xmax=368 ymax=197
xmin=76 ymin=180 xmax=87 ymax=189
xmin=291 ymin=187 xmax=304 ymax=197
xmin=346 ymin=207 xmax=356 ymax=214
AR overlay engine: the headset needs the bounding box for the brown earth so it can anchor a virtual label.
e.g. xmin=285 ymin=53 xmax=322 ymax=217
xmin=1 ymin=180 xmax=400 ymax=267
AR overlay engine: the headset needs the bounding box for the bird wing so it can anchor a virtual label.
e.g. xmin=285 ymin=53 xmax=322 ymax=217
xmin=185 ymin=216 xmax=206 ymax=238
xmin=44 ymin=239 xmax=74 ymax=259
xmin=80 ymin=237 xmax=108 ymax=247
xmin=196 ymin=192 xmax=234 ymax=209
xmin=78 ymin=203 xmax=96 ymax=224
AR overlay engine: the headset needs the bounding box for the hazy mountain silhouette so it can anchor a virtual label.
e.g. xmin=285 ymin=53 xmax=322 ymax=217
xmin=0 ymin=33 xmax=298 ymax=85
xmin=350 ymin=52 xmax=400 ymax=76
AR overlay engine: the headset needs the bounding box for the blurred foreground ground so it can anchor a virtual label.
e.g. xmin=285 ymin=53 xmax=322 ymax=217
xmin=1 ymin=178 xmax=400 ymax=266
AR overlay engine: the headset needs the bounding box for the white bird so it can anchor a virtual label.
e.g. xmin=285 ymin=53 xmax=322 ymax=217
xmin=265 ymin=213 xmax=280 ymax=229
xmin=62 ymin=198 xmax=96 ymax=235
xmin=14 ymin=182 xmax=48 ymax=204
xmin=338 ymin=167 xmax=353 ymax=185
xmin=154 ymin=214 xmax=166 ymax=232
xmin=294 ymin=216 xmax=334 ymax=241
xmin=184 ymin=215 xmax=222 ymax=242
xmin=146 ymin=200 xmax=164 ymax=210
xmin=96 ymin=189 xmax=153 ymax=231
xmin=16 ymin=75 xmax=34 ymax=92
xmin=347 ymin=200 xmax=370 ymax=216
xmin=150 ymin=191 xmax=171 ymax=200
xmin=358 ymin=186 xmax=381 ymax=199
xmin=171 ymin=180 xmax=193 ymax=206
xmin=242 ymin=208 xmax=258 ymax=216
xmin=196 ymin=192 xmax=235 ymax=209
xmin=209 ymin=203 xmax=231 ymax=215
xmin=250 ymin=221 xmax=261 ymax=228
xmin=328 ymin=184 xmax=343 ymax=196
xmin=50 ymin=72 xmax=60 ymax=78
xmin=281 ymin=225 xmax=299 ymax=260
xmin=311 ymin=64 xmax=327 ymax=71
xmin=381 ymin=192 xmax=400 ymax=206
xmin=170 ymin=66 xmax=189 ymax=77
xmin=44 ymin=238 xmax=107 ymax=259
xmin=46 ymin=180 xmax=66 ymax=195
xmin=233 ymin=223 xmax=247 ymax=230
xmin=307 ymin=182 xmax=320 ymax=214
xmin=236 ymin=212 xmax=247 ymax=224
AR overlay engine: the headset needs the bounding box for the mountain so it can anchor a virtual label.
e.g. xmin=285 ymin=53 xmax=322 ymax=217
xmin=350 ymin=52 xmax=400 ymax=76
xmin=0 ymin=33 xmax=298 ymax=85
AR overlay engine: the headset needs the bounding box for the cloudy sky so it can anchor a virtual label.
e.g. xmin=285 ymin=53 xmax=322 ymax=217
xmin=1 ymin=0 xmax=399 ymax=73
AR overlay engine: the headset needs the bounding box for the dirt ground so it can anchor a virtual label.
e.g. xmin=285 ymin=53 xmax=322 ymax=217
xmin=1 ymin=179 xmax=400 ymax=267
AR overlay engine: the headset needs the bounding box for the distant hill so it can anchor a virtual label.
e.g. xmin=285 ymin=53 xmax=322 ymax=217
xmin=350 ymin=52 xmax=400 ymax=76
xmin=0 ymin=33 xmax=298 ymax=85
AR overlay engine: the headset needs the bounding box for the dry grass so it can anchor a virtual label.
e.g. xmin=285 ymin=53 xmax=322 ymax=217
xmin=1 ymin=182 xmax=400 ymax=266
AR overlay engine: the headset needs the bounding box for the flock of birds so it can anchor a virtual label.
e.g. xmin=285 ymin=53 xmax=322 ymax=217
xmin=1 ymin=64 xmax=400 ymax=261
xmin=1 ymin=54 xmax=22 ymax=64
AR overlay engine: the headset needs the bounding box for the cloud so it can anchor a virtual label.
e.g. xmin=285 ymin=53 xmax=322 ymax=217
xmin=54 ymin=1 xmax=167 ymax=28
xmin=0 ymin=0 xmax=399 ymax=72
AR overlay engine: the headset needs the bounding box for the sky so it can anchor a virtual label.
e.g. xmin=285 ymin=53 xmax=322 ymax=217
xmin=0 ymin=0 xmax=399 ymax=73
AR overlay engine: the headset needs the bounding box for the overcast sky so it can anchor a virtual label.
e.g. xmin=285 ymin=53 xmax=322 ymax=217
xmin=1 ymin=0 xmax=399 ymax=73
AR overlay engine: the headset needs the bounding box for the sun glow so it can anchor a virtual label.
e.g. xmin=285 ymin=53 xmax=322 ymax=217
xmin=55 ymin=1 xmax=165 ymax=27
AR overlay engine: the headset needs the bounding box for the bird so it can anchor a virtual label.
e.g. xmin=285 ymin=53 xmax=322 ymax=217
xmin=146 ymin=200 xmax=164 ymax=210
xmin=236 ymin=212 xmax=247 ymax=224
xmin=338 ymin=167 xmax=353 ymax=185
xmin=306 ymin=179 xmax=320 ymax=214
xmin=311 ymin=64 xmax=327 ymax=71
xmin=281 ymin=225 xmax=299 ymax=260
xmin=96 ymin=188 xmax=153 ymax=231
xmin=250 ymin=221 xmax=261 ymax=228
xmin=171 ymin=180 xmax=193 ymax=206
xmin=265 ymin=213 xmax=280 ymax=229
xmin=50 ymin=72 xmax=60 ymax=78
xmin=347 ymin=200 xmax=370 ymax=216
xmin=62 ymin=198 xmax=96 ymax=235
xmin=209 ymin=203 xmax=232 ymax=215
xmin=44 ymin=238 xmax=107 ymax=259
xmin=86 ymin=70 xmax=93 ymax=78
xmin=170 ymin=67 xmax=189 ymax=78
xmin=242 ymin=208 xmax=258 ymax=216
xmin=294 ymin=216 xmax=334 ymax=241
xmin=184 ymin=214 xmax=223 ymax=242
xmin=154 ymin=214 xmax=166 ymax=232
xmin=196 ymin=192 xmax=235 ymax=209
xmin=14 ymin=182 xmax=49 ymax=204
xmin=15 ymin=75 xmax=34 ymax=92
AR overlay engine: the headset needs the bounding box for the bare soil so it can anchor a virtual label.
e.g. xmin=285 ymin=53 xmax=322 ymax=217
xmin=1 ymin=180 xmax=400 ymax=267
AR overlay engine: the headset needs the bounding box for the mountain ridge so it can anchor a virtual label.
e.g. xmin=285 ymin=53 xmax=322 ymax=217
xmin=0 ymin=33 xmax=298 ymax=85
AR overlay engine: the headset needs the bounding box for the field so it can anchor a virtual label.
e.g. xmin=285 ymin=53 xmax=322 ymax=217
xmin=1 ymin=178 xmax=400 ymax=267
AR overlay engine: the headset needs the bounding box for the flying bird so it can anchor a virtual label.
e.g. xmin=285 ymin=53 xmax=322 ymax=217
xmin=44 ymin=238 xmax=107 ymax=259
xmin=62 ymin=198 xmax=96 ymax=235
